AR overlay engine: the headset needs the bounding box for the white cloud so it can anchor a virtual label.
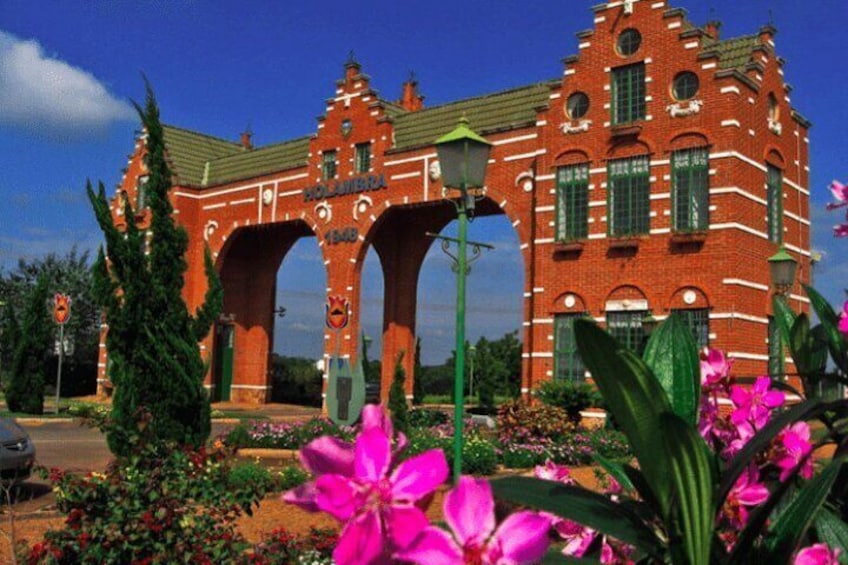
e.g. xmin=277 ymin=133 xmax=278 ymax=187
xmin=0 ymin=30 xmax=135 ymax=138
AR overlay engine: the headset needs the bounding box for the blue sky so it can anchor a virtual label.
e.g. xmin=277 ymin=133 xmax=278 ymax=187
xmin=1 ymin=0 xmax=846 ymax=365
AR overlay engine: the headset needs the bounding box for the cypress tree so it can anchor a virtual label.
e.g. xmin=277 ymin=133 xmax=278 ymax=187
xmin=388 ymin=351 xmax=409 ymax=434
xmin=412 ymin=337 xmax=424 ymax=405
xmin=88 ymin=83 xmax=222 ymax=455
xmin=6 ymin=275 xmax=51 ymax=414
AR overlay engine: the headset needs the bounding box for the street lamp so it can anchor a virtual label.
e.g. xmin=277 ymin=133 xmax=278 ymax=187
xmin=434 ymin=117 xmax=492 ymax=483
xmin=768 ymin=247 xmax=798 ymax=296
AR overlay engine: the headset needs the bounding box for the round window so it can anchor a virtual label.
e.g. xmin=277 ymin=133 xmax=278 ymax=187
xmin=673 ymin=71 xmax=700 ymax=100
xmin=566 ymin=92 xmax=590 ymax=119
xmin=617 ymin=28 xmax=642 ymax=56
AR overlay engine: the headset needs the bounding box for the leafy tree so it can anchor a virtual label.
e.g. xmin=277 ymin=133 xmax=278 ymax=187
xmin=388 ymin=351 xmax=408 ymax=434
xmin=88 ymin=83 xmax=222 ymax=455
xmin=269 ymin=354 xmax=322 ymax=407
xmin=6 ymin=275 xmax=51 ymax=413
xmin=472 ymin=337 xmax=503 ymax=413
xmin=0 ymin=247 xmax=100 ymax=395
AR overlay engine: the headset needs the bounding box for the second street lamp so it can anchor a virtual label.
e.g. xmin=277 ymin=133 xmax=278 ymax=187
xmin=433 ymin=117 xmax=492 ymax=483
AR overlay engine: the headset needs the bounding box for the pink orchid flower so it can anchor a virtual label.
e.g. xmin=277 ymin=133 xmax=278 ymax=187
xmin=834 ymin=222 xmax=848 ymax=238
xmin=534 ymin=459 xmax=575 ymax=485
xmin=700 ymin=348 xmax=733 ymax=389
xmin=721 ymin=464 xmax=769 ymax=529
xmin=397 ymin=476 xmax=552 ymax=565
xmin=794 ymin=543 xmax=843 ymax=565
xmin=283 ymin=404 xmax=406 ymax=511
xmin=730 ymin=376 xmax=785 ymax=430
xmin=313 ymin=425 xmax=448 ymax=565
xmin=839 ymin=301 xmax=848 ymax=336
xmin=828 ymin=180 xmax=848 ymax=205
xmin=774 ymin=421 xmax=814 ymax=481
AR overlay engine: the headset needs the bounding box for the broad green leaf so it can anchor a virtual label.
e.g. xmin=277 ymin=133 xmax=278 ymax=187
xmin=772 ymin=295 xmax=797 ymax=357
xmin=542 ymin=550 xmax=595 ymax=564
xmin=643 ymin=312 xmax=701 ymax=425
xmin=804 ymin=284 xmax=848 ymax=371
xmin=815 ymin=508 xmax=848 ymax=565
xmin=662 ymin=413 xmax=714 ymax=565
xmin=766 ymin=457 xmax=845 ymax=559
xmin=491 ymin=476 xmax=664 ymax=558
xmin=575 ymin=320 xmax=673 ymax=515
xmin=789 ymin=313 xmax=812 ymax=375
xmin=593 ymin=452 xmax=635 ymax=493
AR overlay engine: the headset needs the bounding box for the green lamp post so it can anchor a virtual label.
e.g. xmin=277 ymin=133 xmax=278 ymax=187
xmin=768 ymin=247 xmax=798 ymax=296
xmin=434 ymin=117 xmax=492 ymax=483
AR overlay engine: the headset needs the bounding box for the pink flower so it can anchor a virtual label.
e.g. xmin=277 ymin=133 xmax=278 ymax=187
xmin=774 ymin=421 xmax=814 ymax=481
xmin=397 ymin=476 xmax=552 ymax=565
xmin=835 ymin=223 xmax=848 ymax=238
xmin=839 ymin=301 xmax=848 ymax=336
xmin=730 ymin=376 xmax=785 ymax=430
xmin=721 ymin=465 xmax=769 ymax=529
xmin=313 ymin=426 xmax=448 ymax=564
xmin=534 ymin=460 xmax=575 ymax=485
xmin=794 ymin=543 xmax=843 ymax=565
xmin=828 ymin=180 xmax=848 ymax=204
xmin=283 ymin=404 xmax=404 ymax=511
xmin=701 ymin=348 xmax=733 ymax=390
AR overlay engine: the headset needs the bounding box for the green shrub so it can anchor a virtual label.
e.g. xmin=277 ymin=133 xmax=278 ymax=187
xmin=24 ymin=429 xmax=268 ymax=564
xmin=497 ymin=399 xmax=574 ymax=444
xmin=500 ymin=443 xmax=549 ymax=469
xmin=388 ymin=352 xmax=409 ymax=435
xmin=277 ymin=465 xmax=310 ymax=491
xmin=408 ymin=408 xmax=449 ymax=428
xmin=536 ymin=380 xmax=601 ymax=424
xmin=247 ymin=526 xmax=337 ymax=564
xmin=460 ymin=435 xmax=499 ymax=476
xmin=228 ymin=461 xmax=277 ymax=508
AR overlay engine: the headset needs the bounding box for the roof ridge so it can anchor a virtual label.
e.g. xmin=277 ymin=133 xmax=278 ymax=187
xmin=397 ymin=79 xmax=558 ymax=117
xmin=162 ymin=123 xmax=242 ymax=148
xmin=206 ymin=135 xmax=312 ymax=164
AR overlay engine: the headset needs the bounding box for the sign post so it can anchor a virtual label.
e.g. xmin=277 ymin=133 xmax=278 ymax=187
xmin=53 ymin=294 xmax=71 ymax=414
xmin=324 ymin=296 xmax=365 ymax=425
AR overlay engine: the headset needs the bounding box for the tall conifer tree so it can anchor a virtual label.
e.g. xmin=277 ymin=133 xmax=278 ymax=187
xmin=88 ymin=83 xmax=222 ymax=455
xmin=6 ymin=275 xmax=51 ymax=414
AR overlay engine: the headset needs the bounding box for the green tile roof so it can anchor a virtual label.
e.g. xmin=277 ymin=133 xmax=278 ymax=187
xmin=161 ymin=125 xmax=242 ymax=187
xmin=391 ymin=81 xmax=558 ymax=151
xmin=703 ymin=34 xmax=762 ymax=70
xmin=203 ymin=137 xmax=311 ymax=186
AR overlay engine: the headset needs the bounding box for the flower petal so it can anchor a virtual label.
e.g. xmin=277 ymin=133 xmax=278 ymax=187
xmin=395 ymin=526 xmax=463 ymax=565
xmin=485 ymin=510 xmax=553 ymax=564
xmin=390 ymin=449 xmax=448 ymax=502
xmin=362 ymin=404 xmax=393 ymax=436
xmin=300 ymin=435 xmax=355 ymax=477
xmin=315 ymin=474 xmax=360 ymax=521
xmin=282 ymin=482 xmax=320 ymax=512
xmin=387 ymin=504 xmax=431 ymax=549
xmin=443 ymin=476 xmax=495 ymax=547
xmin=334 ymin=510 xmax=385 ymax=565
xmin=355 ymin=427 xmax=392 ymax=482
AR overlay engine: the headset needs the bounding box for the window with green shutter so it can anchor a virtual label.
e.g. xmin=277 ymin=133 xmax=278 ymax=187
xmin=767 ymin=165 xmax=783 ymax=243
xmin=671 ymin=308 xmax=710 ymax=349
xmin=355 ymin=143 xmax=371 ymax=174
xmin=556 ymin=164 xmax=589 ymax=241
xmin=606 ymin=310 xmax=647 ymax=354
xmin=608 ymin=156 xmax=650 ymax=237
xmin=322 ymin=150 xmax=337 ymax=180
xmin=136 ymin=175 xmax=149 ymax=211
xmin=554 ymin=314 xmax=585 ymax=382
xmin=612 ymin=63 xmax=646 ymax=124
xmin=672 ymin=148 xmax=709 ymax=232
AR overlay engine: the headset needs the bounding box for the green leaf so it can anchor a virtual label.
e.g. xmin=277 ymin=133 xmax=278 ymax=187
xmin=804 ymin=284 xmax=848 ymax=371
xmin=593 ymin=452 xmax=635 ymax=493
xmin=542 ymin=550 xmax=595 ymax=564
xmin=766 ymin=457 xmax=846 ymax=559
xmin=789 ymin=313 xmax=812 ymax=374
xmin=772 ymin=295 xmax=797 ymax=354
xmin=575 ymin=320 xmax=673 ymax=515
xmin=643 ymin=312 xmax=701 ymax=425
xmin=815 ymin=507 xmax=848 ymax=564
xmin=662 ymin=413 xmax=714 ymax=565
xmin=490 ymin=476 xmax=664 ymax=558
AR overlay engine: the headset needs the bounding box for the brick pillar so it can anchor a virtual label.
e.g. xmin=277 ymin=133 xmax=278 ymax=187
xmin=218 ymin=224 xmax=307 ymax=403
xmin=371 ymin=206 xmax=454 ymax=402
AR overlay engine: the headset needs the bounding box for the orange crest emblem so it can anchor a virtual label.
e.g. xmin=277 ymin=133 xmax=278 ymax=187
xmin=53 ymin=294 xmax=71 ymax=325
xmin=325 ymin=295 xmax=350 ymax=331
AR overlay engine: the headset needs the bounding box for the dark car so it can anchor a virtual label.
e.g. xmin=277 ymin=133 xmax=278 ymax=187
xmin=0 ymin=419 xmax=35 ymax=483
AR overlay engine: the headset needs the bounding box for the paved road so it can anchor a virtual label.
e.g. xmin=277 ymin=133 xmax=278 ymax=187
xmin=19 ymin=420 xmax=236 ymax=473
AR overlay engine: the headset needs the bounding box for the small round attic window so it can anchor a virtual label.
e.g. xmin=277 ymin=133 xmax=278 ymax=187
xmin=617 ymin=28 xmax=642 ymax=56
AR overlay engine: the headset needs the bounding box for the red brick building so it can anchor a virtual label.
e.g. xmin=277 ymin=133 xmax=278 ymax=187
xmin=99 ymin=0 xmax=811 ymax=404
